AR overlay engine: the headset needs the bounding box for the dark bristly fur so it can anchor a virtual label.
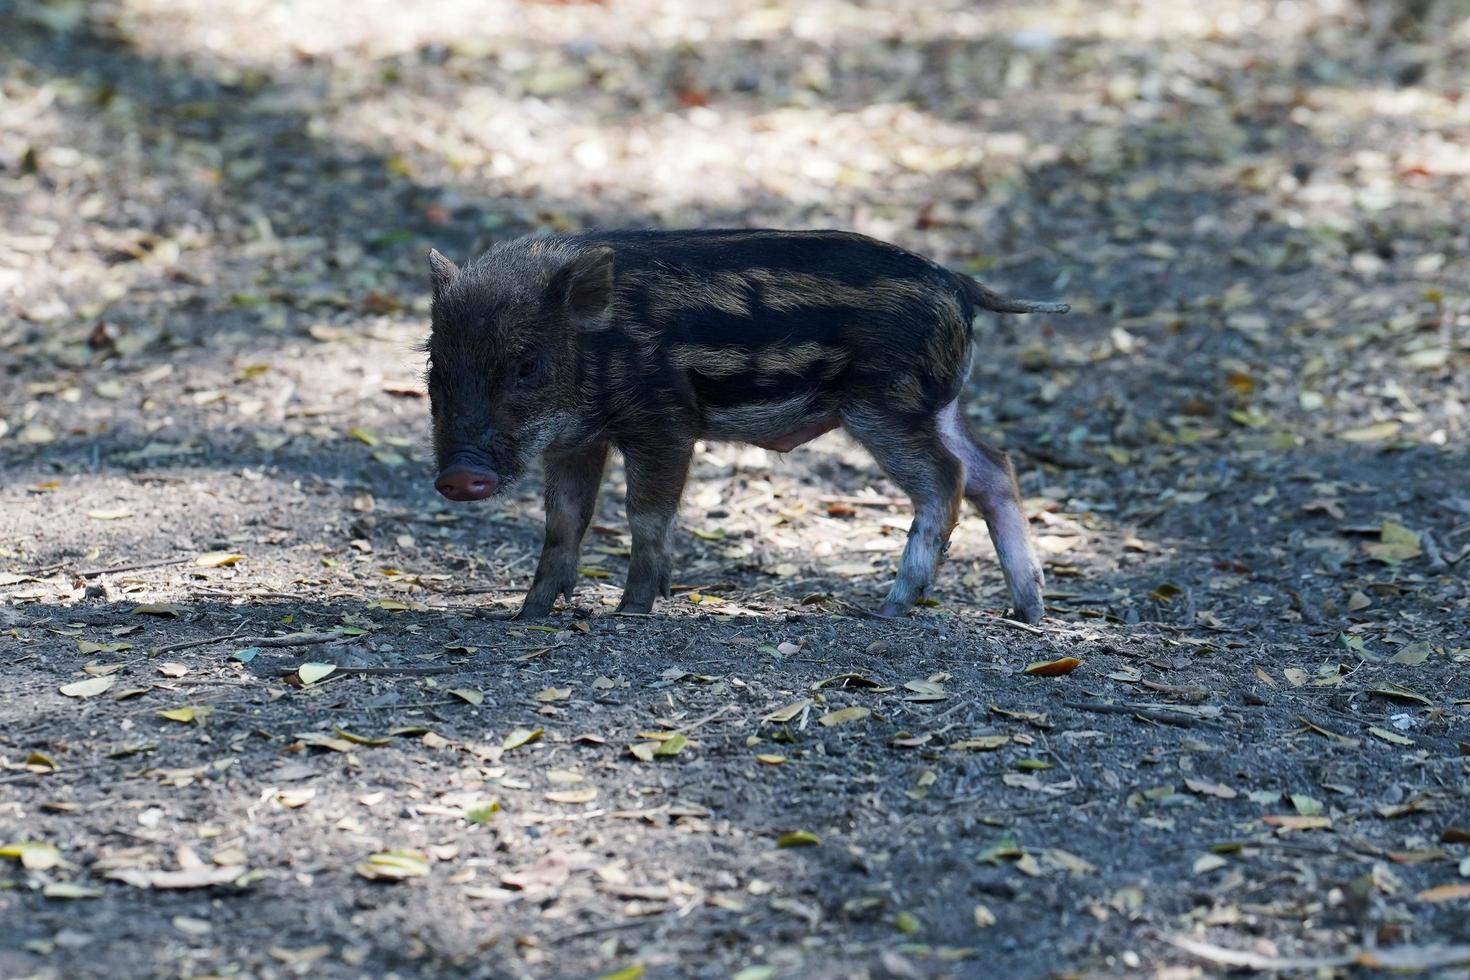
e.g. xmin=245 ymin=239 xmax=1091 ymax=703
xmin=423 ymin=229 xmax=1068 ymax=623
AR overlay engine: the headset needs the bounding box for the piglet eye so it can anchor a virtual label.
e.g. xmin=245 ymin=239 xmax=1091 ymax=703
xmin=513 ymin=354 xmax=544 ymax=387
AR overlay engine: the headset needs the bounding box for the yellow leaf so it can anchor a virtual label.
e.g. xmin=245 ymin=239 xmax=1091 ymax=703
xmin=502 ymin=727 xmax=543 ymax=751
xmin=347 ymin=427 xmax=380 ymax=446
xmin=598 ymin=965 xmax=646 ymax=980
xmin=756 ymin=754 xmax=786 ymax=765
xmin=950 ymin=735 xmax=1010 ymax=752
xmin=1339 ymin=421 xmax=1401 ymax=443
xmin=195 ymin=552 xmax=243 ymax=567
xmin=1014 ymin=853 xmax=1043 ymax=877
xmin=654 ymin=733 xmax=687 ymax=757
xmin=762 ymin=699 xmax=812 ymax=723
xmin=777 ymin=830 xmax=820 ymax=848
xmin=335 ymin=729 xmax=390 ymax=746
xmin=1364 ymin=521 xmax=1422 ymax=565
xmin=60 ymin=676 xmax=115 ymax=699
xmin=1369 ymin=726 xmax=1415 ymax=746
xmin=818 ymin=706 xmax=871 ymax=727
xmin=0 ymin=842 xmax=62 ymax=870
xmin=87 ymin=508 xmax=132 ymax=521
xmin=157 ymin=706 xmax=204 ymax=724
xmin=534 ymin=687 xmax=571 ymax=702
xmin=1184 ymin=778 xmax=1237 ymax=799
xmin=355 ymin=850 xmax=429 ymax=881
xmin=76 ymin=640 xmax=132 ymax=654
xmin=1261 ymin=815 xmax=1332 ymax=830
xmin=465 ymin=800 xmax=501 ymax=824
xmin=297 ymin=663 xmax=336 ymax=686
xmin=448 ymin=689 xmax=483 ymax=706
xmin=1390 ymin=643 xmax=1432 ymax=666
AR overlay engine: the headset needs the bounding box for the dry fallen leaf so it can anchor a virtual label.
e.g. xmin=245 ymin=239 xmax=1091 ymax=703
xmin=1417 ymin=883 xmax=1470 ymax=903
xmin=818 ymin=706 xmax=871 ymax=727
xmin=296 ymin=663 xmax=336 ymax=686
xmin=762 ymin=699 xmax=812 ymax=723
xmin=502 ymin=727 xmax=543 ymax=751
xmin=545 ymin=787 xmax=598 ymax=804
xmin=355 ymin=850 xmax=429 ymax=882
xmin=1185 ymin=778 xmax=1238 ymax=800
xmin=0 ymin=841 xmax=62 ymax=870
xmin=950 ymin=735 xmax=1011 ymax=752
xmin=60 ymin=676 xmax=115 ymax=699
xmin=1023 ymin=657 xmax=1083 ymax=677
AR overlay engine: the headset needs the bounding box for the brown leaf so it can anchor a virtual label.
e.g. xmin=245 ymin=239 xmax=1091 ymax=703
xmin=1023 ymin=657 xmax=1083 ymax=677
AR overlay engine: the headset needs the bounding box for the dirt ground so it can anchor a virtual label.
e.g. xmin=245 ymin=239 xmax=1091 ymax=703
xmin=2 ymin=1 xmax=1468 ymax=977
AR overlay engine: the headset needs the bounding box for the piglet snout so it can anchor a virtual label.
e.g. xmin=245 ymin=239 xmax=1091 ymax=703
xmin=435 ymin=466 xmax=500 ymax=501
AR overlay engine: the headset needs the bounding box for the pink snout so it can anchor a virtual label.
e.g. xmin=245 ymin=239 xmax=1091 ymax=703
xmin=435 ymin=466 xmax=500 ymax=501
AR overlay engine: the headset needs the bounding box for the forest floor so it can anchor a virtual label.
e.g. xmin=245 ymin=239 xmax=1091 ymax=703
xmin=1 ymin=1 xmax=1468 ymax=977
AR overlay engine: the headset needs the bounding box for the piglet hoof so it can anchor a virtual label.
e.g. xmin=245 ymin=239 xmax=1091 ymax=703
xmin=513 ymin=602 xmax=555 ymax=621
xmin=615 ymin=593 xmax=657 ymax=616
xmin=1011 ymin=602 xmax=1044 ymax=626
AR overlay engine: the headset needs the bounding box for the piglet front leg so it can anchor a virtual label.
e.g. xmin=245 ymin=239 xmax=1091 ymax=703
xmin=518 ymin=440 xmax=609 ymax=619
xmin=615 ymin=441 xmax=693 ymax=614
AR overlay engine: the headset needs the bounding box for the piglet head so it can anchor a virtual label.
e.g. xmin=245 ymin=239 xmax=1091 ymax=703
xmin=422 ymin=243 xmax=612 ymax=501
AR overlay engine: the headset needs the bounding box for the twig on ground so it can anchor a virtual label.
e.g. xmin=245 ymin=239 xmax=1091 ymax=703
xmin=1161 ymin=934 xmax=1470 ymax=972
xmin=992 ymin=615 xmax=1047 ymax=635
xmin=674 ymin=704 xmax=735 ymax=734
xmin=549 ymin=917 xmax=665 ymax=944
xmin=151 ymin=630 xmax=342 ymax=655
xmin=0 ymin=760 xmax=127 ymax=785
xmin=73 ymin=556 xmax=192 ymax=579
xmin=277 ymin=664 xmax=461 ymax=676
xmin=817 ymin=494 xmax=905 ymax=507
xmin=5 ymin=561 xmax=64 ymax=581
xmin=1061 ymin=700 xmax=1211 ymax=727
xmin=327 ymin=698 xmax=458 ymax=711
xmin=835 ymin=603 xmax=943 ymax=634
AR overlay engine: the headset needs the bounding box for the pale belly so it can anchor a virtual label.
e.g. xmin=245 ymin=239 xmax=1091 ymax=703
xmin=700 ymin=396 xmax=841 ymax=453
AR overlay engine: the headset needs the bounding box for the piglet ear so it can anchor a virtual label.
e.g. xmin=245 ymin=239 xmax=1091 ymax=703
xmin=427 ymin=248 xmax=460 ymax=296
xmin=552 ymin=247 xmax=615 ymax=321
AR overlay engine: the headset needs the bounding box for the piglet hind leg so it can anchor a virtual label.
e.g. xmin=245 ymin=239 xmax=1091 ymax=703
xmin=843 ymin=407 xmax=964 ymax=618
xmin=517 ymin=439 xmax=610 ymax=619
xmin=615 ymin=440 xmax=694 ymax=615
xmin=936 ymin=400 xmax=1046 ymax=625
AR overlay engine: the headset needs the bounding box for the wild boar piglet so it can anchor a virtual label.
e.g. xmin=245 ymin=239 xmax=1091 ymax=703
xmin=423 ymin=229 xmax=1067 ymax=623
